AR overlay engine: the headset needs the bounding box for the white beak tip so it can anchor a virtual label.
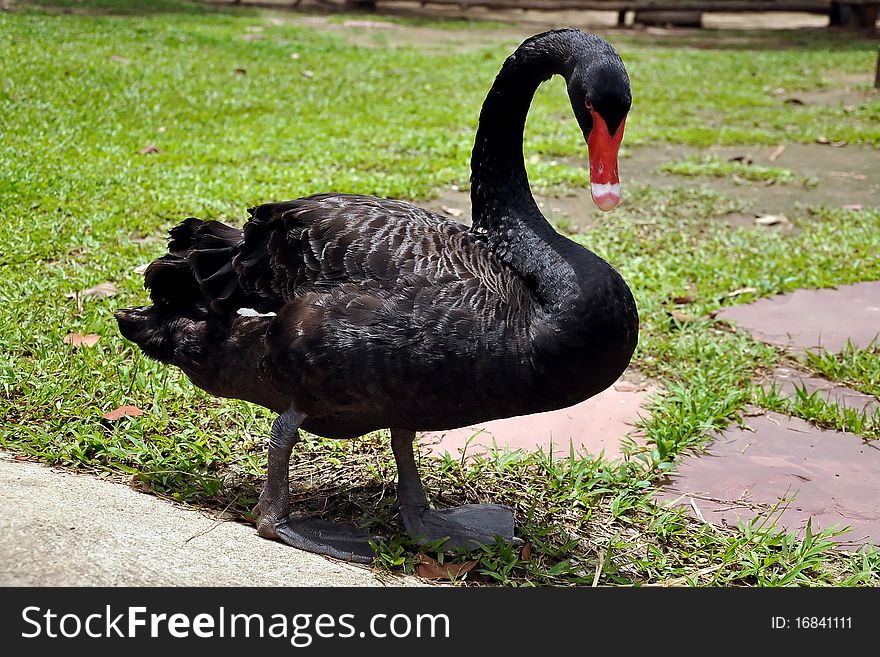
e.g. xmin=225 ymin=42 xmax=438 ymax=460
xmin=591 ymin=183 xmax=621 ymax=212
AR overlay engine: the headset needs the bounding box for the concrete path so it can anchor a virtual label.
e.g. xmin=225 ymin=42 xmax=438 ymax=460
xmin=0 ymin=453 xmax=423 ymax=587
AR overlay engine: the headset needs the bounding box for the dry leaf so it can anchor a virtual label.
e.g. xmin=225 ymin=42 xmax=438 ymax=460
xmin=841 ymin=204 xmax=862 ymax=211
xmin=754 ymin=214 xmax=790 ymax=226
xmin=783 ymin=97 xmax=804 ymax=106
xmin=442 ymin=207 xmax=463 ymax=218
xmin=134 ymin=263 xmax=150 ymax=275
xmin=520 ymin=542 xmax=532 ymax=561
xmin=673 ymin=293 xmax=695 ymax=305
xmin=234 ymin=68 xmax=247 ymax=75
xmin=63 ymin=333 xmax=100 ymax=348
xmin=241 ymin=34 xmax=264 ymax=41
xmin=110 ymin=55 xmax=130 ymax=64
xmin=415 ymin=554 xmax=476 ymax=580
xmin=103 ymin=405 xmax=145 ymax=421
xmin=138 ymin=144 xmax=160 ymax=155
xmin=769 ymin=144 xmax=785 ymax=162
xmin=728 ymin=155 xmax=752 ymax=165
xmin=301 ymin=70 xmax=314 ymax=79
xmin=726 ymin=287 xmax=758 ymax=298
xmin=816 ymin=135 xmax=830 ymax=145
xmin=82 ymin=282 xmax=118 ymax=298
xmin=268 ymin=18 xmax=285 ymax=26
xmin=290 ymin=52 xmax=300 ymax=60
xmin=669 ymin=309 xmax=697 ymax=324
xmin=770 ymin=87 xmax=785 ymax=96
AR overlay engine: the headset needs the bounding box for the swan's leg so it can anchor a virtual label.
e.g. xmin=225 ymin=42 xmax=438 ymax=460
xmin=254 ymin=407 xmax=375 ymax=563
xmin=391 ymin=428 xmax=520 ymax=551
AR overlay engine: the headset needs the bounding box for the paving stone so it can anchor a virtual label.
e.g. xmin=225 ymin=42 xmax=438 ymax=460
xmin=656 ymin=411 xmax=880 ymax=547
xmin=420 ymin=377 xmax=654 ymax=461
xmin=766 ymin=366 xmax=879 ymax=415
xmin=716 ymin=280 xmax=880 ymax=354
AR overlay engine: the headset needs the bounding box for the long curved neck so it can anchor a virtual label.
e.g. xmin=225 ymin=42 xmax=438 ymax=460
xmin=471 ymin=33 xmax=575 ymax=226
xmin=469 ymin=31 xmax=585 ymax=313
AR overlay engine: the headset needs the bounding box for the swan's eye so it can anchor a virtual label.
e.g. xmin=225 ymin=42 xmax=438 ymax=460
xmin=585 ymin=100 xmax=593 ymax=111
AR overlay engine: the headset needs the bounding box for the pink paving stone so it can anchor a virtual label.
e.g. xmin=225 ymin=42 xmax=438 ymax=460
xmin=419 ymin=378 xmax=654 ymax=461
xmin=716 ymin=280 xmax=880 ymax=354
xmin=656 ymin=411 xmax=880 ymax=547
xmin=767 ymin=366 xmax=879 ymax=415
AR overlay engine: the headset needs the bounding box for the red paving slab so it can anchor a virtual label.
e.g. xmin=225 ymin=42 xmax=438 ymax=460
xmin=716 ymin=280 xmax=880 ymax=354
xmin=767 ymin=366 xmax=879 ymax=415
xmin=419 ymin=378 xmax=654 ymax=461
xmin=656 ymin=411 xmax=880 ymax=547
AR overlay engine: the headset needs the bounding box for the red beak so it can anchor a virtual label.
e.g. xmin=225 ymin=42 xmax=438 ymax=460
xmin=587 ymin=109 xmax=626 ymax=211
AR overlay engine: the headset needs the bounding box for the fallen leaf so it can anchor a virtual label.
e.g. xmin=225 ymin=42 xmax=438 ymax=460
xmin=726 ymin=286 xmax=758 ymax=298
xmin=728 ymin=155 xmax=752 ymax=164
xmin=268 ymin=18 xmax=285 ymax=26
xmin=783 ymin=97 xmax=804 ymax=105
xmin=290 ymin=52 xmax=300 ymax=60
xmin=103 ymin=405 xmax=144 ymax=421
xmin=134 ymin=263 xmax=150 ymax=275
xmin=669 ymin=309 xmax=697 ymax=324
xmin=241 ymin=34 xmax=264 ymax=41
xmin=754 ymin=214 xmax=790 ymax=226
xmin=301 ymin=70 xmax=314 ymax=79
xmin=138 ymin=144 xmax=160 ymax=155
xmin=816 ymin=135 xmax=830 ymax=145
xmin=769 ymin=144 xmax=786 ymax=162
xmin=63 ymin=333 xmax=100 ymax=348
xmin=82 ymin=282 xmax=118 ymax=298
xmin=673 ymin=293 xmax=695 ymax=305
xmin=415 ymin=554 xmax=477 ymax=580
xmin=841 ymin=204 xmax=862 ymax=211
xmin=110 ymin=55 xmax=130 ymax=64
xmin=831 ymin=140 xmax=847 ymax=148
xmin=770 ymin=87 xmax=786 ymax=96
xmin=234 ymin=67 xmax=247 ymax=75
xmin=520 ymin=542 xmax=532 ymax=561
xmin=441 ymin=207 xmax=463 ymax=218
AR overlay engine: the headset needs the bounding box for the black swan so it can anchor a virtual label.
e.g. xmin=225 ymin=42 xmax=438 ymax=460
xmin=116 ymin=28 xmax=637 ymax=563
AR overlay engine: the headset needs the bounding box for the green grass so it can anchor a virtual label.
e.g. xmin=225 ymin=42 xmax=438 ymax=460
xmin=803 ymin=340 xmax=880 ymax=398
xmin=2 ymin=0 xmax=879 ymax=586
xmin=659 ymin=154 xmax=817 ymax=186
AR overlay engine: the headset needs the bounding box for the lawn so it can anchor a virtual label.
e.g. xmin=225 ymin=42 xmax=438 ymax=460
xmin=1 ymin=0 xmax=879 ymax=585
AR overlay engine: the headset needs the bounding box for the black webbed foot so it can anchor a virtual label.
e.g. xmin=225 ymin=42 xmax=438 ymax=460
xmin=399 ymin=502 xmax=522 ymax=551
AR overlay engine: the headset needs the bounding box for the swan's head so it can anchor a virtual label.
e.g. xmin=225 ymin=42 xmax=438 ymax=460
xmin=568 ymin=50 xmax=632 ymax=212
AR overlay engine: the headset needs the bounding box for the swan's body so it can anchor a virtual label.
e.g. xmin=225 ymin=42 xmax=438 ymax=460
xmin=117 ymin=29 xmax=637 ymax=562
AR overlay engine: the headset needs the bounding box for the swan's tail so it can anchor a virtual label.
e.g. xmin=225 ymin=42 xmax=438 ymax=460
xmin=115 ymin=305 xmax=205 ymax=364
xmin=115 ymin=305 xmax=286 ymax=411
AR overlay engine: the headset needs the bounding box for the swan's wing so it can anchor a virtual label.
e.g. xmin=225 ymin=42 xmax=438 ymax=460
xmin=233 ymin=193 xmax=521 ymax=309
xmin=263 ymin=274 xmax=535 ymax=427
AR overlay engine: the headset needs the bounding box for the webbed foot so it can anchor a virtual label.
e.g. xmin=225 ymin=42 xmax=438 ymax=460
xmin=254 ymin=407 xmax=376 ymax=563
xmin=399 ymin=502 xmax=521 ymax=551
xmin=255 ymin=502 xmax=375 ymax=563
